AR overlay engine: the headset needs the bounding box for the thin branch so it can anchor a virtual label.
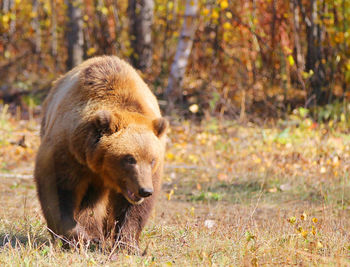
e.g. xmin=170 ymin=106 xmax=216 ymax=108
xmin=0 ymin=173 xmax=33 ymax=180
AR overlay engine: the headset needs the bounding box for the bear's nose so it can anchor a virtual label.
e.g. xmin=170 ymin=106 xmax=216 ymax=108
xmin=138 ymin=188 xmax=153 ymax=197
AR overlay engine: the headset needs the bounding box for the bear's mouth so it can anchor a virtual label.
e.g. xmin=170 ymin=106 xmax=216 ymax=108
xmin=124 ymin=189 xmax=144 ymax=205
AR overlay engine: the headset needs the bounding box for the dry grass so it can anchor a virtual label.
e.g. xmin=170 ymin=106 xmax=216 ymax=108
xmin=0 ymin=108 xmax=350 ymax=266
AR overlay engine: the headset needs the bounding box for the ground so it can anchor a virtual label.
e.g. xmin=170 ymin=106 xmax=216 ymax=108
xmin=0 ymin=106 xmax=350 ymax=266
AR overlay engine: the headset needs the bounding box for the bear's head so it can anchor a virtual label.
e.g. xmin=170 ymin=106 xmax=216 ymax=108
xmin=84 ymin=110 xmax=168 ymax=205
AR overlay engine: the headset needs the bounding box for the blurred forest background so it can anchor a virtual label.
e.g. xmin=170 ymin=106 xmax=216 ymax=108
xmin=1 ymin=1 xmax=350 ymax=265
xmin=1 ymin=0 xmax=350 ymax=124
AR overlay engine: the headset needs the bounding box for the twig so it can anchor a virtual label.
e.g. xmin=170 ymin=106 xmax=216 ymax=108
xmin=250 ymin=191 xmax=263 ymax=221
xmin=0 ymin=173 xmax=33 ymax=180
xmin=46 ymin=227 xmax=74 ymax=247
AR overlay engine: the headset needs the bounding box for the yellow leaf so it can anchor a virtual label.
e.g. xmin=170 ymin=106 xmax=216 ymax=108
xmin=225 ymin=11 xmax=232 ymax=19
xmin=288 ymin=55 xmax=295 ymax=66
xmin=284 ymin=46 xmax=293 ymax=54
xmin=188 ymin=154 xmax=198 ymax=163
xmin=300 ymin=212 xmax=307 ymax=221
xmin=301 ymin=230 xmax=308 ymax=238
xmin=302 ymin=70 xmax=314 ymax=79
xmin=190 ymin=206 xmax=195 ymax=216
xmin=341 ymin=113 xmax=346 ymax=123
xmin=335 ymin=32 xmax=344 ymax=43
xmin=223 ymin=22 xmax=231 ymax=30
xmin=288 ymin=216 xmax=296 ymax=224
xmin=167 ymin=2 xmax=174 ymax=9
xmin=311 ymin=225 xmax=316 ymax=235
xmin=220 ymin=0 xmax=228 ymax=9
xmin=101 ymin=6 xmax=108 ymax=15
xmin=2 ymin=14 xmax=10 ymax=24
xmin=203 ymin=8 xmax=210 ymax=16
xmin=87 ymin=47 xmax=96 ymax=56
xmin=254 ymin=157 xmax=261 ymax=164
xmin=211 ymin=10 xmax=219 ymax=20
xmin=166 ymin=152 xmax=175 ymax=160
xmin=166 ymin=189 xmax=174 ymax=200
xmin=30 ymin=11 xmax=37 ymax=18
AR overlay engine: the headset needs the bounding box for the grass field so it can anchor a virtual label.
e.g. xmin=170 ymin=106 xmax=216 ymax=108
xmin=0 ymin=107 xmax=350 ymax=266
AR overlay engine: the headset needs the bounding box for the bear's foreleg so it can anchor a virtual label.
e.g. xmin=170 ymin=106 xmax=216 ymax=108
xmin=35 ymin=147 xmax=88 ymax=241
xmin=108 ymin=193 xmax=155 ymax=252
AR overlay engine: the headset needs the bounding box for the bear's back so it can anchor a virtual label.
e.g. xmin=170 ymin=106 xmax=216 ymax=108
xmin=41 ymin=56 xmax=161 ymax=139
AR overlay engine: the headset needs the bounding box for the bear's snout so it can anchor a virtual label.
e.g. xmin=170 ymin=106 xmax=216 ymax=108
xmin=138 ymin=187 xmax=153 ymax=197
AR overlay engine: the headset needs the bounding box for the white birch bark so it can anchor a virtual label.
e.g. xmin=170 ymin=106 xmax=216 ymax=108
xmin=50 ymin=0 xmax=58 ymax=58
xmin=32 ymin=0 xmax=41 ymax=54
xmin=3 ymin=0 xmax=16 ymax=37
xmin=165 ymin=0 xmax=198 ymax=105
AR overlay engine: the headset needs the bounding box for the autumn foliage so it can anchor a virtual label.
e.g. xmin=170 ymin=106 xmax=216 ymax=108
xmin=0 ymin=0 xmax=350 ymax=122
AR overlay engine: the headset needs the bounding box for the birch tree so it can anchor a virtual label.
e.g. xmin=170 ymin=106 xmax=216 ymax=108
xmin=32 ymin=0 xmax=41 ymax=54
xmin=50 ymin=0 xmax=58 ymax=60
xmin=66 ymin=0 xmax=84 ymax=70
xmin=165 ymin=0 xmax=198 ymax=107
xmin=128 ymin=0 xmax=154 ymax=70
xmin=2 ymin=0 xmax=16 ymax=47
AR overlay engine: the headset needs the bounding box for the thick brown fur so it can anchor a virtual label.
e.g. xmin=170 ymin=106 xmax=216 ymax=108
xmin=35 ymin=56 xmax=168 ymax=249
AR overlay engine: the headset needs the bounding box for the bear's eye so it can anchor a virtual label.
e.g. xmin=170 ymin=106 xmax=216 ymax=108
xmin=95 ymin=130 xmax=103 ymax=144
xmin=123 ymin=155 xmax=137 ymax=165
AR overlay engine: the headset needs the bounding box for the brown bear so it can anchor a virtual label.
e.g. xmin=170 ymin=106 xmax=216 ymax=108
xmin=34 ymin=56 xmax=168 ymax=250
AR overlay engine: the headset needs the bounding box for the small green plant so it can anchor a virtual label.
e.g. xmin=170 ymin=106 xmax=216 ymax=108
xmin=190 ymin=191 xmax=223 ymax=202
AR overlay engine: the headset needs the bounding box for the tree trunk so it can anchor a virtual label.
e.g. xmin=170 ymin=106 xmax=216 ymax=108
xmin=128 ymin=0 xmax=154 ymax=71
xmin=111 ymin=0 xmax=121 ymax=51
xmin=165 ymin=0 xmax=198 ymax=108
xmin=50 ymin=0 xmax=58 ymax=60
xmin=95 ymin=0 xmax=112 ymax=54
xmin=32 ymin=0 xmax=41 ymax=54
xmin=304 ymin=0 xmax=326 ymax=105
xmin=66 ymin=0 xmax=84 ymax=70
xmin=291 ymin=0 xmax=305 ymax=91
xmin=269 ymin=0 xmax=277 ymax=83
xmin=305 ymin=0 xmax=317 ymax=72
xmin=291 ymin=0 xmax=304 ymax=70
xmin=2 ymin=0 xmax=16 ymax=48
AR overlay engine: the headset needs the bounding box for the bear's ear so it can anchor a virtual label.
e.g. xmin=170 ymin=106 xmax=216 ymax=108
xmin=152 ymin=118 xmax=169 ymax=138
xmin=93 ymin=110 xmax=117 ymax=135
